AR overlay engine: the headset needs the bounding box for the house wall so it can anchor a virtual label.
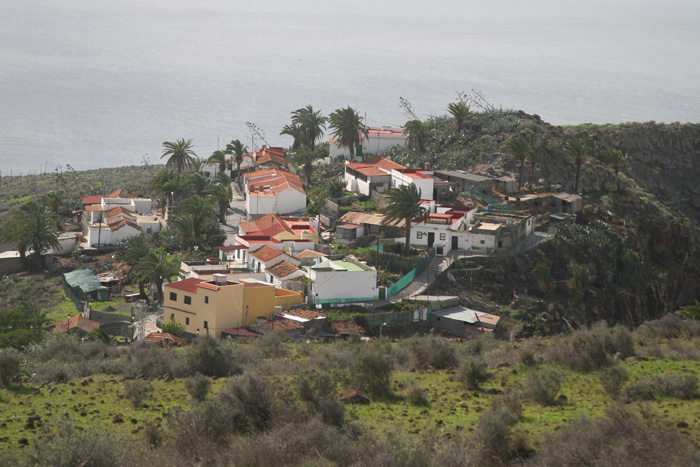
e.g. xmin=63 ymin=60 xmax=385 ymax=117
xmin=411 ymin=226 xmax=471 ymax=254
xmin=391 ymin=170 xmax=434 ymax=200
xmin=472 ymin=232 xmax=497 ymax=252
xmin=274 ymin=189 xmax=307 ymax=215
xmin=310 ymin=269 xmax=378 ymax=302
xmin=136 ymin=218 xmax=162 ymax=236
xmin=246 ymin=194 xmax=275 ymax=216
xmin=431 ymin=315 xmax=466 ymax=338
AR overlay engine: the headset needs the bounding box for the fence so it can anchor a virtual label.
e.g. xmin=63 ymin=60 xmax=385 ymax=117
xmin=463 ymin=187 xmax=515 ymax=212
xmin=385 ymin=247 xmax=436 ymax=299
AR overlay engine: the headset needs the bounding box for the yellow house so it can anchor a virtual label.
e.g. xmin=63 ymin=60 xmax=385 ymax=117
xmin=163 ymin=275 xmax=302 ymax=338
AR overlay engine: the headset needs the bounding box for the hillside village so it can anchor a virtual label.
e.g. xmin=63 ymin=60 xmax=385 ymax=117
xmin=1 ymin=106 xmax=700 ymax=464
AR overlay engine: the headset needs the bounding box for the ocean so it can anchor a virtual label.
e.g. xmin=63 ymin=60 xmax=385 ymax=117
xmin=2 ymin=0 xmax=699 ymax=175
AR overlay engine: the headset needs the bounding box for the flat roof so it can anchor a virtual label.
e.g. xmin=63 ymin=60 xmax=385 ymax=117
xmin=434 ymin=306 xmax=500 ymax=326
xmin=434 ymin=170 xmax=492 ymax=182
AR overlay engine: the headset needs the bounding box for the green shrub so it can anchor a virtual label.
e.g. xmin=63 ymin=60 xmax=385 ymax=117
xmin=599 ymin=365 xmax=628 ymax=398
xmin=296 ymin=370 xmax=345 ymax=426
xmin=622 ymin=374 xmax=698 ymax=401
xmin=457 ymin=359 xmax=489 ymax=390
xmin=218 ymin=374 xmax=275 ymax=433
xmin=161 ymin=318 xmax=185 ymax=337
xmin=123 ymin=380 xmax=149 ymax=408
xmin=0 ymin=349 xmax=21 ymax=387
xmin=184 ymin=373 xmax=212 ymax=402
xmin=185 ymin=336 xmax=241 ymax=377
xmin=405 ymin=383 xmax=429 ymax=407
xmin=525 ymin=368 xmax=564 ymax=406
xmin=351 ymin=345 xmax=393 ymax=398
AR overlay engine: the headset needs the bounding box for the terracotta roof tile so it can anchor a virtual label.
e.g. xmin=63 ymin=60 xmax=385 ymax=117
xmin=267 ymin=261 xmax=301 ymax=278
xmin=165 ymin=278 xmax=203 ymax=294
xmin=330 ymin=320 xmax=366 ymax=335
xmin=250 ymin=245 xmax=284 ymax=262
xmin=105 ymin=189 xmax=135 ymax=199
xmin=262 ymin=318 xmax=302 ymax=331
xmin=145 ymin=332 xmax=185 ymax=344
xmin=54 ymin=315 xmax=100 ymax=334
xmin=282 ymin=308 xmax=326 ymax=320
xmin=295 ymin=249 xmax=327 ymax=259
xmin=82 ymin=195 xmax=103 ymax=205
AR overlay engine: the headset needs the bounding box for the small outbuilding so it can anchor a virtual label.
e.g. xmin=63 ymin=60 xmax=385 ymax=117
xmin=62 ymin=269 xmax=110 ymax=310
xmin=431 ymin=306 xmax=501 ymax=338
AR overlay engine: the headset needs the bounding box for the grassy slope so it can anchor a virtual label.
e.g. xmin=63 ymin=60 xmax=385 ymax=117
xmin=0 ymin=352 xmax=698 ymax=457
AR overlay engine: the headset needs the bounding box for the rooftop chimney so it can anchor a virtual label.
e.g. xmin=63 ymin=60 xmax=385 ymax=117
xmin=212 ymin=273 xmax=227 ymax=285
xmin=424 ymin=162 xmax=432 ymax=170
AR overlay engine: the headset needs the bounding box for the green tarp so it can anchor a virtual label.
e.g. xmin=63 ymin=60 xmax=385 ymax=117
xmin=62 ymin=269 xmax=110 ymax=310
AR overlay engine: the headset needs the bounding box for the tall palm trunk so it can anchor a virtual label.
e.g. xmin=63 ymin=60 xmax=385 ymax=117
xmin=519 ymin=158 xmax=525 ymax=189
xmin=574 ymin=162 xmax=582 ymax=193
xmin=404 ymin=224 xmax=412 ymax=256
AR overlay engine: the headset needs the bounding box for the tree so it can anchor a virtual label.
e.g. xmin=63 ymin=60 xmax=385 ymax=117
xmin=170 ymin=213 xmax=196 ymax=251
xmin=1 ymin=202 xmax=60 ymax=272
xmin=604 ymin=149 xmax=626 ymax=192
xmin=225 ymin=139 xmax=249 ymax=179
xmin=290 ymin=145 xmax=319 ymax=186
xmin=328 ymin=106 xmax=368 ymax=160
xmin=207 ymin=183 xmax=232 ymax=224
xmin=678 ymin=300 xmax=700 ymax=321
xmin=502 ymin=137 xmax=534 ymax=189
xmin=404 ymin=119 xmax=427 ymax=152
xmin=187 ymin=172 xmax=211 ymax=196
xmin=380 ymin=184 xmax=428 ymax=256
xmin=132 ymin=250 xmax=182 ymax=307
xmin=564 ymin=138 xmax=588 ymax=193
xmin=180 ymin=196 xmax=213 ymax=241
xmin=207 ymin=150 xmax=228 ymax=175
xmin=291 ymin=105 xmax=327 ymax=151
xmin=42 ymin=191 xmax=65 ymax=231
xmin=446 ymin=101 xmax=472 ymax=135
xmin=531 ymin=263 xmax=555 ymax=297
xmin=117 ymin=236 xmax=153 ymax=301
xmin=161 ymin=138 xmax=196 ymax=173
xmin=526 ymin=148 xmax=539 ymax=187
xmin=280 ymin=123 xmax=304 ymax=150
xmin=568 ymin=262 xmax=590 ymax=298
xmin=162 ymin=317 xmax=186 ymax=337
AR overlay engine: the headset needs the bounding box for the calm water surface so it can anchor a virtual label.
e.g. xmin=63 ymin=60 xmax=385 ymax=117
xmin=1 ymin=0 xmax=699 ymax=174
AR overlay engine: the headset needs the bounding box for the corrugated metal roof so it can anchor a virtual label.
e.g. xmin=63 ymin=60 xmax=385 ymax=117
xmin=434 ymin=306 xmax=500 ymax=326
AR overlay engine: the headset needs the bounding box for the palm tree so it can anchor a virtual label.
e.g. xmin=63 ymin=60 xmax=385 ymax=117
xmin=502 ymin=138 xmax=534 ymax=189
xmin=380 ymin=184 xmax=428 ymax=256
xmin=564 ymin=139 xmax=588 ymax=193
xmin=290 ymin=145 xmax=318 ymax=186
xmin=149 ymin=170 xmax=190 ymax=217
xmin=328 ymin=106 xmax=368 ymax=160
xmin=187 ymin=172 xmax=211 ymax=196
xmin=604 ymin=149 xmax=626 ymax=192
xmin=280 ymin=123 xmax=304 ymax=150
xmin=5 ymin=202 xmax=61 ymax=272
xmin=117 ymin=236 xmax=153 ymax=301
xmin=526 ymin=149 xmax=539 ymax=188
xmin=42 ymin=191 xmax=65 ymax=231
xmin=446 ymin=102 xmax=471 ymax=135
xmin=180 ymin=195 xmax=212 ymax=240
xmin=404 ymin=119 xmax=428 ymax=152
xmin=225 ymin=139 xmax=249 ymax=178
xmin=207 ymin=183 xmax=232 ymax=224
xmin=133 ymin=250 xmax=182 ymax=307
xmin=170 ymin=213 xmax=196 ymax=251
xmin=207 ymin=150 xmax=228 ymax=175
xmin=291 ymin=105 xmax=327 ymax=151
xmin=678 ymin=300 xmax=700 ymax=321
xmin=161 ymin=138 xmax=196 ymax=173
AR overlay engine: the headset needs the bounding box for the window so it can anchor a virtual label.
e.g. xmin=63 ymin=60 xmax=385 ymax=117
xmin=185 ymin=317 xmax=190 ymax=325
xmin=170 ymin=313 xmax=174 ymax=321
xmin=204 ymin=296 xmax=209 ymax=304
xmin=204 ymin=321 xmax=208 ymax=329
xmin=146 ymin=227 xmax=152 ymax=235
xmin=169 ymin=292 xmax=177 ymax=301
xmin=416 ymin=231 xmax=423 ymax=239
xmin=480 ymin=240 xmax=485 ymax=244
xmin=184 ymin=296 xmax=192 ymax=305
xmin=498 ymin=241 xmax=502 ymax=248
xmin=439 ymin=233 xmax=446 ymax=241
xmin=527 ymin=220 xmax=531 ymax=226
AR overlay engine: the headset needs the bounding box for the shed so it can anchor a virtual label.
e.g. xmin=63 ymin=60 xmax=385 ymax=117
xmin=431 ymin=306 xmax=501 ymax=338
xmin=493 ymin=176 xmax=518 ymax=194
xmin=54 ymin=315 xmax=101 ymax=338
xmin=62 ymin=269 xmax=110 ymax=310
xmin=336 ymin=223 xmax=365 ymax=241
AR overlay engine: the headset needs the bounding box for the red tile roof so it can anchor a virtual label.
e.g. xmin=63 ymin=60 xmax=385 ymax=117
xmin=106 ymin=206 xmax=135 ymax=218
xmin=107 ymin=217 xmax=141 ymax=232
xmin=262 ymin=317 xmax=303 ymax=331
xmin=282 ymin=308 xmax=326 ymax=320
xmin=82 ymin=195 xmax=103 ymax=205
xmin=54 ymin=315 xmax=100 ymax=334
xmin=239 ymin=213 xmax=316 ymax=238
xmin=245 ymin=169 xmax=305 ymax=196
xmin=105 ymin=189 xmax=134 ymax=199
xmin=295 ymin=249 xmax=327 ymax=259
xmin=346 ymin=163 xmax=389 ymax=177
xmin=249 ymin=244 xmax=284 ymax=262
xmin=395 ymin=169 xmax=432 ymax=179
xmin=267 ymin=261 xmax=301 ymax=278
xmin=330 ymin=320 xmax=366 ymax=335
xmin=165 ymin=278 xmax=203 ymax=294
xmin=145 ymin=332 xmax=185 ymax=344
xmin=363 ymin=155 xmax=405 ymax=171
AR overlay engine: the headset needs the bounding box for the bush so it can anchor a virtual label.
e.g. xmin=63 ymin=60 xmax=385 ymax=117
xmin=399 ymin=336 xmax=457 ymax=371
xmin=545 ymin=323 xmax=634 ymax=372
xmin=405 ymin=383 xmax=429 ymax=407
xmin=473 ymin=393 xmax=525 ymax=465
xmin=218 ymin=374 xmax=275 ymax=433
xmin=161 ymin=318 xmax=185 ymax=337
xmin=456 ymin=359 xmax=489 ymax=390
xmin=0 ymin=349 xmax=21 ymax=387
xmin=351 ymin=345 xmax=393 ymax=398
xmin=124 ymin=343 xmax=177 ymax=379
xmin=525 ymin=368 xmax=564 ymax=406
xmin=253 ymin=330 xmax=289 ymax=359
xmin=599 ymin=365 xmax=628 ymax=398
xmin=622 ymin=374 xmax=698 ymax=401
xmin=124 ymin=380 xmax=149 ymax=408
xmin=31 ymin=420 xmax=134 ymax=467
xmin=529 ymin=407 xmax=700 ymax=466
xmin=296 ymin=370 xmax=344 ymax=426
xmin=184 ymin=373 xmax=212 ymax=402
xmin=184 ymin=336 xmax=241 ymax=377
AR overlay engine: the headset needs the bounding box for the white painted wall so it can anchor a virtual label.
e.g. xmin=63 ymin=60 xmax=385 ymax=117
xmin=330 ymin=132 xmax=408 ymax=160
xmin=472 ymin=232 xmax=497 ymax=252
xmin=391 ymin=170 xmax=434 ymax=200
xmin=246 ymin=188 xmax=306 ymax=216
xmin=309 ymin=269 xmax=378 ymax=302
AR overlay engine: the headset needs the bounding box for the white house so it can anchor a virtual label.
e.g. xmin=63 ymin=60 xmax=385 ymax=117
xmin=265 ymin=261 xmax=306 ymax=289
xmin=243 ymin=169 xmax=307 ymax=217
xmin=391 ymin=169 xmax=435 ymax=200
xmin=330 ymin=126 xmax=408 ymax=161
xmin=247 ymin=244 xmax=300 ymax=273
xmin=308 ymin=257 xmax=378 ymax=304
xmin=470 ymin=212 xmax=533 ymax=255
xmin=343 ymin=156 xmax=405 ymax=196
xmin=83 ymin=189 xmax=161 ymax=247
xmin=410 ymin=206 xmax=476 ymax=255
